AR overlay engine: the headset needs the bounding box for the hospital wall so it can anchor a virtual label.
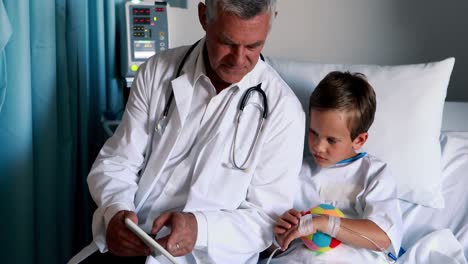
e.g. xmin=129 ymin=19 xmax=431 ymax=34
xmin=167 ymin=0 xmax=468 ymax=102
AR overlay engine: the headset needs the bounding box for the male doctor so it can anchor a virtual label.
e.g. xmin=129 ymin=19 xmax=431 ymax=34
xmin=71 ymin=0 xmax=304 ymax=263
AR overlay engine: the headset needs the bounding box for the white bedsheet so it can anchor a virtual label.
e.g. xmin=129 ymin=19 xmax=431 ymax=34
xmin=400 ymin=131 xmax=468 ymax=259
xmin=398 ymin=229 xmax=466 ymax=264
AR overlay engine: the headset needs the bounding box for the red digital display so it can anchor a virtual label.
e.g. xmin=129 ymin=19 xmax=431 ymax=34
xmin=133 ymin=17 xmax=150 ymax=24
xmin=133 ymin=8 xmax=150 ymax=15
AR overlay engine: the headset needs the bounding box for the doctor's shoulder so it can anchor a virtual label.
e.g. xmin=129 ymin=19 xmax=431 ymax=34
xmin=259 ymin=59 xmax=297 ymax=95
xmin=139 ymin=45 xmax=190 ymax=77
xmin=132 ymin=45 xmax=195 ymax=95
xmin=257 ymin=61 xmax=304 ymax=117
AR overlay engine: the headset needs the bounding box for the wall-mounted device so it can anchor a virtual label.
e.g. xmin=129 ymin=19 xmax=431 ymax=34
xmin=122 ymin=0 xmax=169 ymax=87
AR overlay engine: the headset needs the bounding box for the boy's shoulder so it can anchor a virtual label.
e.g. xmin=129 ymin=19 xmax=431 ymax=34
xmin=361 ymin=153 xmax=387 ymax=168
xmin=354 ymin=153 xmax=395 ymax=185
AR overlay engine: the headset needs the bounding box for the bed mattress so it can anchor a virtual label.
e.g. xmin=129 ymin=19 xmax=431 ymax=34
xmin=400 ymin=102 xmax=468 ymax=258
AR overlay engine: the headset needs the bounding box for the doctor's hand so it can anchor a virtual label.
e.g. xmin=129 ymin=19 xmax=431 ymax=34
xmin=151 ymin=212 xmax=198 ymax=257
xmin=106 ymin=210 xmax=151 ymax=256
xmin=273 ymin=209 xmax=302 ymax=251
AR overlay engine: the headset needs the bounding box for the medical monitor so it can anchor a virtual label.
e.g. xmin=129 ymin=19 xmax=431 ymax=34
xmin=122 ymin=1 xmax=169 ymax=87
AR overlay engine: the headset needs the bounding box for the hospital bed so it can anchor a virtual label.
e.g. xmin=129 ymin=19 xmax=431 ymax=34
xmin=266 ymin=57 xmax=468 ymax=263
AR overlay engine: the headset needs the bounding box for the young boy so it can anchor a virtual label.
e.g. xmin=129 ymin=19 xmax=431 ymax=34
xmin=267 ymin=71 xmax=402 ymax=263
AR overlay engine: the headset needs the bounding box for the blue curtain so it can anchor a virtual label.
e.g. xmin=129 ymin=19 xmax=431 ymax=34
xmin=0 ymin=0 xmax=125 ymax=263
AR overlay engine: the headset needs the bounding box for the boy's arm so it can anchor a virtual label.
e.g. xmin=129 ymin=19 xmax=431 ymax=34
xmin=318 ymin=217 xmax=391 ymax=250
xmin=280 ymin=215 xmax=391 ymax=252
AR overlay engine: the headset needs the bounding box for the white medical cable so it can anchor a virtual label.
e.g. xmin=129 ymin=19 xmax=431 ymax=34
xmin=266 ymin=215 xmax=315 ymax=264
xmin=265 ymin=246 xmax=281 ymax=264
xmin=339 ymin=225 xmax=397 ymax=263
xmin=265 ymin=237 xmax=283 ymax=264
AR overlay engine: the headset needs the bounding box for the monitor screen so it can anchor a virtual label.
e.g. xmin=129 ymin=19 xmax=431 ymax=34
xmin=134 ymin=40 xmax=156 ymax=60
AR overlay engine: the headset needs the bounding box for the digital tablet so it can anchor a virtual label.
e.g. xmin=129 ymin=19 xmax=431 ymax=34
xmin=124 ymin=218 xmax=179 ymax=264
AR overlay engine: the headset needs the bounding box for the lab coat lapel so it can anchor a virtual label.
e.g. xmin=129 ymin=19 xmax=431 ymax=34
xmin=171 ymin=73 xmax=193 ymax=124
xmin=199 ymin=74 xmax=258 ymax=147
xmin=192 ymin=74 xmax=263 ymax=169
xmin=134 ymin=73 xmax=194 ymax=209
xmin=198 ymin=88 xmax=240 ymax=148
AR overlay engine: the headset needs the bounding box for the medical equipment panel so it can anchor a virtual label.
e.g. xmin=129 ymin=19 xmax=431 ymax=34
xmin=122 ymin=1 xmax=169 ymax=87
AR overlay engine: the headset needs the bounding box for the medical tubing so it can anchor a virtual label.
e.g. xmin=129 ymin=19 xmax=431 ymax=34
xmin=339 ymin=224 xmax=396 ymax=263
xmin=265 ymin=236 xmax=283 ymax=264
xmin=265 ymin=246 xmax=282 ymax=264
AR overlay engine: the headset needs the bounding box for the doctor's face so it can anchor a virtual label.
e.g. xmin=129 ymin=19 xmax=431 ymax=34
xmin=198 ymin=3 xmax=270 ymax=86
xmin=308 ymin=110 xmax=367 ymax=168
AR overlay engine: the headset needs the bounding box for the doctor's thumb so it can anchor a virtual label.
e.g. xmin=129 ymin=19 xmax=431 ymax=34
xmin=124 ymin=211 xmax=139 ymax=224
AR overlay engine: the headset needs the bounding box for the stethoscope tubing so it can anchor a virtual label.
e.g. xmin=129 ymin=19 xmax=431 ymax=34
xmin=155 ymin=39 xmax=268 ymax=171
xmin=162 ymin=39 xmax=201 ymax=118
xmin=239 ymin=83 xmax=268 ymax=119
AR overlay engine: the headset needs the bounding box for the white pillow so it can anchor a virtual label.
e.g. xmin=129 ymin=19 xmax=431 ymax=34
xmin=267 ymin=57 xmax=455 ymax=208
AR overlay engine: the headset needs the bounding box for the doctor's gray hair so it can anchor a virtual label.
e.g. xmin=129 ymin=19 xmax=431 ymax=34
xmin=204 ymin=0 xmax=277 ymax=26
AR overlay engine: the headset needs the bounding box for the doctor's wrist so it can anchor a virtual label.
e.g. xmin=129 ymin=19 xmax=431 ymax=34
xmin=104 ymin=203 xmax=134 ymax=229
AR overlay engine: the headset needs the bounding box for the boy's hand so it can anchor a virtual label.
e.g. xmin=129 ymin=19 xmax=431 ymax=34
xmin=274 ymin=209 xmax=302 ymax=233
xmin=281 ymin=215 xmax=329 ymax=250
xmin=277 ymin=225 xmax=301 ymax=251
xmin=273 ymin=209 xmax=302 ymax=250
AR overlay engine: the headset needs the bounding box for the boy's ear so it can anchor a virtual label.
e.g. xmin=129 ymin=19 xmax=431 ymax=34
xmin=352 ymin=132 xmax=368 ymax=150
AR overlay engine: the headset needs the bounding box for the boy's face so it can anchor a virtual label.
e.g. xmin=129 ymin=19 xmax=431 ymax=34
xmin=308 ymin=110 xmax=368 ymax=168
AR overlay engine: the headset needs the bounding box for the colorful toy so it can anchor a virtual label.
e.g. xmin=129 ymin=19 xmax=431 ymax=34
xmin=300 ymin=203 xmax=345 ymax=254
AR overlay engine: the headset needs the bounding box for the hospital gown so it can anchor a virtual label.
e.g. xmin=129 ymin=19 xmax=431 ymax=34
xmin=263 ymin=153 xmax=403 ymax=264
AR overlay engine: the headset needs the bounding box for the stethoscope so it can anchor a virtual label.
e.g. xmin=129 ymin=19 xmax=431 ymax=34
xmin=155 ymin=40 xmax=268 ymax=171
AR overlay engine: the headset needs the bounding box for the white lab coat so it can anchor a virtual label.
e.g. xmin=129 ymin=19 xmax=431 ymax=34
xmin=70 ymin=39 xmax=305 ymax=264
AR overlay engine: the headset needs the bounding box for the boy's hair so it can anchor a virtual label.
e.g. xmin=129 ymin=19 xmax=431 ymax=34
xmin=309 ymin=71 xmax=376 ymax=140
